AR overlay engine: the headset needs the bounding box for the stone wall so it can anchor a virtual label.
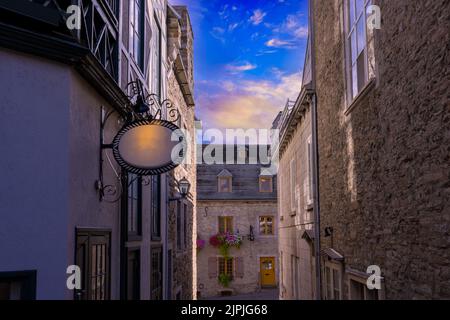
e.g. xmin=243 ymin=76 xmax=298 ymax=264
xmin=197 ymin=201 xmax=278 ymax=298
xmin=167 ymin=5 xmax=197 ymax=300
xmin=313 ymin=0 xmax=450 ymax=299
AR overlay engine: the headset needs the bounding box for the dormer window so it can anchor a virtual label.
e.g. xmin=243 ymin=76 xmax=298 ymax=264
xmin=259 ymin=176 xmax=273 ymax=193
xmin=218 ymin=169 xmax=232 ymax=193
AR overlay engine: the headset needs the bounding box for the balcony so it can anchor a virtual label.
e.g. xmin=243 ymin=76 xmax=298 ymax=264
xmin=0 ymin=0 xmax=119 ymax=81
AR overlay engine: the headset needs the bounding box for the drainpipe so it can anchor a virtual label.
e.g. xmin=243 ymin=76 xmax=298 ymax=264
xmin=311 ymin=93 xmax=322 ymax=300
xmin=309 ymin=0 xmax=322 ymax=300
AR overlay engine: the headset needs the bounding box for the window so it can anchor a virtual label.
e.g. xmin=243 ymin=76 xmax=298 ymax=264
xmin=218 ymin=176 xmax=232 ymax=193
xmin=280 ymin=252 xmax=284 ymax=291
xmin=259 ymin=176 xmax=273 ymax=193
xmin=151 ymin=246 xmax=163 ymax=300
xmin=349 ymin=277 xmax=380 ymax=300
xmin=151 ymin=175 xmax=161 ymax=240
xmin=218 ymin=216 xmax=233 ymax=234
xmin=219 ymin=257 xmax=234 ymax=279
xmin=345 ymin=0 xmax=375 ymax=101
xmin=75 ymin=230 xmax=111 ymax=300
xmin=154 ymin=14 xmax=162 ymax=99
xmin=130 ymin=0 xmax=144 ymax=69
xmin=0 ymin=271 xmax=36 ymax=300
xmin=127 ymin=249 xmax=140 ymax=300
xmin=127 ymin=173 xmax=142 ymax=239
xmin=306 ymin=135 xmax=313 ymax=205
xmin=324 ymin=265 xmax=342 ymax=300
xmin=289 ymin=159 xmax=296 ymax=213
xmin=291 ymin=256 xmax=299 ymax=299
xmin=259 ymin=216 xmax=274 ymax=235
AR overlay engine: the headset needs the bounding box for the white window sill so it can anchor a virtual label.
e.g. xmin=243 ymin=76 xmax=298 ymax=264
xmin=344 ymin=78 xmax=376 ymax=116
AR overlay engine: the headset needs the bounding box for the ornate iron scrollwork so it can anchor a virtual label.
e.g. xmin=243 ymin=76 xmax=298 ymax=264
xmin=97 ymin=80 xmax=183 ymax=202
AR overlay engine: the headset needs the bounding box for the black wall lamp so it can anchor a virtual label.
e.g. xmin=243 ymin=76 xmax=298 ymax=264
xmin=324 ymin=227 xmax=334 ymax=237
xmin=248 ymin=225 xmax=255 ymax=241
xmin=169 ymin=177 xmax=191 ymax=202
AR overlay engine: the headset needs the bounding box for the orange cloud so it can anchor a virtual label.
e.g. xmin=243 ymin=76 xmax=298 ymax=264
xmin=196 ymin=72 xmax=302 ymax=130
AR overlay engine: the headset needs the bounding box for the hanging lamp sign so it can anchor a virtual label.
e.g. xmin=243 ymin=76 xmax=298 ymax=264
xmin=112 ymin=119 xmax=185 ymax=176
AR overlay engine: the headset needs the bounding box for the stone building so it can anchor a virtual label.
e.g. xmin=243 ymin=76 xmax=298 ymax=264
xmin=0 ymin=0 xmax=196 ymax=300
xmin=308 ymin=0 xmax=449 ymax=299
xmin=166 ymin=5 xmax=197 ymax=300
xmin=196 ymin=146 xmax=278 ymax=298
xmin=275 ymin=29 xmax=317 ymax=299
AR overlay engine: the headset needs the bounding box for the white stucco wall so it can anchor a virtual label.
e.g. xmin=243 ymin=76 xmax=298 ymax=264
xmin=66 ymin=71 xmax=122 ymax=299
xmin=0 ymin=49 xmax=70 ymax=299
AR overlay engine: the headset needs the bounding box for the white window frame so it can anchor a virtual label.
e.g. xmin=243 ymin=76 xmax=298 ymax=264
xmin=129 ymin=0 xmax=144 ymax=69
xmin=289 ymin=158 xmax=296 ymax=214
xmin=306 ymin=135 xmax=313 ymax=206
xmin=347 ymin=270 xmax=385 ymax=300
xmin=290 ymin=255 xmax=300 ymax=299
xmin=344 ymin=0 xmax=376 ymax=107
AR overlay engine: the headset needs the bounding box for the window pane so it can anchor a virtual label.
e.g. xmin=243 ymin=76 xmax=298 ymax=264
xmin=349 ymin=0 xmax=356 ymax=25
xmin=351 ymin=31 xmax=357 ymax=64
xmin=267 ymin=217 xmax=273 ymax=234
xmin=357 ymin=17 xmax=366 ymax=55
xmin=219 ymin=258 xmax=225 ymax=274
xmin=219 ymin=217 xmax=226 ymax=234
xmin=326 ymin=267 xmax=332 ymax=299
xmin=352 ymin=65 xmax=358 ymax=98
xmin=333 ymin=269 xmax=340 ymax=299
xmin=356 ymin=0 xmax=364 ymax=18
xmin=219 ymin=177 xmax=231 ymax=192
xmin=260 ymin=177 xmax=272 ymax=192
xmin=226 ymin=217 xmax=233 ymax=233
xmin=259 ymin=218 xmax=266 ymax=234
xmin=357 ymin=52 xmax=367 ymax=92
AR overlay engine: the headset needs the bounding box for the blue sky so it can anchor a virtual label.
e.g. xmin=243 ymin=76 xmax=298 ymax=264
xmin=172 ymin=0 xmax=309 ymax=130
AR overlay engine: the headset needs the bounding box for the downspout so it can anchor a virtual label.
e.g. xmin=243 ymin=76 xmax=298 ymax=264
xmin=165 ymin=174 xmax=169 ymax=300
xmin=311 ymin=93 xmax=321 ymax=300
xmin=309 ymin=0 xmax=322 ymax=300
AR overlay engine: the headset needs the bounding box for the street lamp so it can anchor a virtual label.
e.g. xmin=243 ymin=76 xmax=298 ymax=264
xmin=169 ymin=177 xmax=191 ymax=202
xmin=177 ymin=177 xmax=191 ymax=198
xmin=248 ymin=225 xmax=255 ymax=241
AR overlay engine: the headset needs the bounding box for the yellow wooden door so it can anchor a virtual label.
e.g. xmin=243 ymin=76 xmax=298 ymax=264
xmin=260 ymin=257 xmax=276 ymax=287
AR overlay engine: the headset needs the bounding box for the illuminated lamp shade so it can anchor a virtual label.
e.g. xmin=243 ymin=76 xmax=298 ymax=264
xmin=112 ymin=119 xmax=185 ymax=176
xmin=177 ymin=177 xmax=191 ymax=198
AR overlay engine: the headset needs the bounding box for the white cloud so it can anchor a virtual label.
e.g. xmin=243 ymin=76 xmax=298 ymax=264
xmin=265 ymin=38 xmax=297 ymax=49
xmin=210 ymin=27 xmax=226 ymax=43
xmin=273 ymin=12 xmax=308 ymax=39
xmin=225 ymin=62 xmax=257 ymax=73
xmin=249 ymin=9 xmax=267 ymax=26
xmin=293 ymin=26 xmax=308 ymax=39
xmin=228 ymin=23 xmax=239 ymax=32
xmin=255 ymin=49 xmax=278 ymax=56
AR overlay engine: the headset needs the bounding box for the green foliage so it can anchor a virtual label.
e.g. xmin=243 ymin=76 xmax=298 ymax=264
xmin=218 ymin=273 xmax=232 ymax=288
